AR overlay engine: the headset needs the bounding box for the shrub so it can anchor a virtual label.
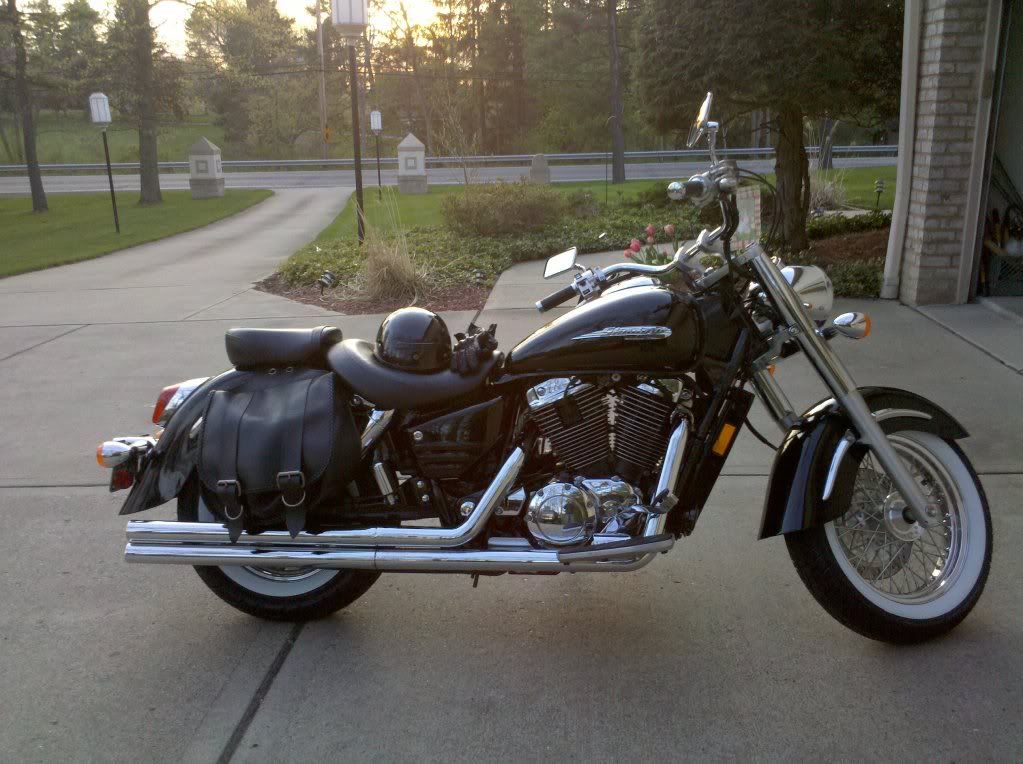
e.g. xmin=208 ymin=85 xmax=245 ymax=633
xmin=623 ymin=184 xmax=677 ymax=209
xmin=807 ymin=210 xmax=891 ymax=240
xmin=786 ymin=249 xmax=884 ymax=298
xmin=441 ymin=181 xmax=567 ymax=236
xmin=279 ymin=205 xmax=703 ymax=293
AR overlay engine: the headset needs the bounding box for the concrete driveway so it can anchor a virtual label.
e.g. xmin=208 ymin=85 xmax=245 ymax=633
xmin=1 ymin=222 xmax=1021 ymax=761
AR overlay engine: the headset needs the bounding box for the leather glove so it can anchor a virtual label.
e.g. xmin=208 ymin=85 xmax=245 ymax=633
xmin=451 ymin=323 xmax=498 ymax=375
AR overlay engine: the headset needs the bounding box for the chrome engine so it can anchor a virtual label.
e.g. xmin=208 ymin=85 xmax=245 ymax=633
xmin=524 ymin=478 xmax=639 ymax=547
xmin=526 ymin=378 xmax=677 ymax=478
xmin=523 ymin=378 xmax=680 ymax=547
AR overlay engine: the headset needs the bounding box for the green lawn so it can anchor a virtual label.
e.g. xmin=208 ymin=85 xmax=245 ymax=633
xmin=323 ymin=167 xmax=897 ymax=241
xmin=322 ymin=178 xmax=678 ymax=241
xmin=31 ymin=113 xmax=230 ymax=165
xmin=0 ymin=189 xmax=272 ymax=278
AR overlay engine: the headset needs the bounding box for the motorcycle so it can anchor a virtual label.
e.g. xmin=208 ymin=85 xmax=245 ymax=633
xmin=99 ymin=94 xmax=991 ymax=643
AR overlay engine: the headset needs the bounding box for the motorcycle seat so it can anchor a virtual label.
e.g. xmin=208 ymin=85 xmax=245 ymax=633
xmin=225 ymin=326 xmax=343 ymax=370
xmin=327 ymin=339 xmax=500 ymax=410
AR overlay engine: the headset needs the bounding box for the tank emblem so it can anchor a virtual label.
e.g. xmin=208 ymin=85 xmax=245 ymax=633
xmin=572 ymin=326 xmax=672 ymax=342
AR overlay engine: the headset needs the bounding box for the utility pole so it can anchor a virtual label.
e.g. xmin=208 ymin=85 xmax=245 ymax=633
xmin=333 ymin=0 xmax=367 ymax=244
xmin=606 ymin=0 xmax=626 ymax=184
xmin=315 ymin=1 xmax=328 ymax=161
xmin=348 ymin=45 xmax=365 ymax=244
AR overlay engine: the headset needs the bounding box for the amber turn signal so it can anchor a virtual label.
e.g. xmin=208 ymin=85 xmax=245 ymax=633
xmin=832 ymin=312 xmax=871 ymax=340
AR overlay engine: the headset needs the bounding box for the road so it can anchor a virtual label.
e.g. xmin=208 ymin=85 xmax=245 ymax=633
xmin=1 ymin=203 xmax=1021 ymax=761
xmin=0 ymin=155 xmax=895 ymax=194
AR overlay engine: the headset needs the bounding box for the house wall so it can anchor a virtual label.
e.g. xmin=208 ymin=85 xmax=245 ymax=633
xmin=899 ymin=0 xmax=994 ymax=304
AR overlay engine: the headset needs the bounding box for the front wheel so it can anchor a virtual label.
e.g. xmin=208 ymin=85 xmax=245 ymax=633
xmin=178 ymin=492 xmax=380 ymax=621
xmin=786 ymin=431 xmax=992 ymax=644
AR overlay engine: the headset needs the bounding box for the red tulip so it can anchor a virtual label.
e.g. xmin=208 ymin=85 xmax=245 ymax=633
xmin=646 ymin=235 xmax=655 ymax=245
xmin=645 ymin=224 xmax=656 ymax=237
xmin=629 ymin=238 xmax=642 ymax=252
xmin=624 ymin=249 xmax=634 ymax=259
xmin=664 ymin=224 xmax=675 ymax=236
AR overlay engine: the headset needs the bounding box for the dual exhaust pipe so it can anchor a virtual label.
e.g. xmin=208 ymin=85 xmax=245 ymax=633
xmin=125 ymin=423 xmax=687 ymax=575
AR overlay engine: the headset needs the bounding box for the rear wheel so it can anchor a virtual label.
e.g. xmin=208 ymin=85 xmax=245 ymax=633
xmin=786 ymin=431 xmax=991 ymax=644
xmin=178 ymin=494 xmax=380 ymax=621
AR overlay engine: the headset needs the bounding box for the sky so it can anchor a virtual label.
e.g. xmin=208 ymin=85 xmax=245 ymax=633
xmin=50 ymin=0 xmax=440 ymax=55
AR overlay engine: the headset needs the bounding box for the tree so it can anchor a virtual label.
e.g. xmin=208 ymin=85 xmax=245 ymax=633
xmin=106 ymin=0 xmax=183 ymax=204
xmin=635 ymin=0 xmax=901 ymax=250
xmin=3 ymin=0 xmax=47 ymax=211
xmin=56 ymin=0 xmax=102 ymax=113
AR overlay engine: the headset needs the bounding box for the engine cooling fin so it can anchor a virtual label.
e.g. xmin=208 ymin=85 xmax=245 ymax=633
xmin=614 ymin=384 xmax=675 ymax=475
xmin=527 ymin=380 xmax=676 ymax=479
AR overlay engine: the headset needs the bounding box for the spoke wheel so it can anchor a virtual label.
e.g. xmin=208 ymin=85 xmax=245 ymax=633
xmin=827 ymin=436 xmax=963 ymax=605
xmin=786 ymin=430 xmax=991 ymax=643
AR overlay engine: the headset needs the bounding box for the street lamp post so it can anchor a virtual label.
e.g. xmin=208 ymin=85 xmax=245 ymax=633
xmin=89 ymin=92 xmax=119 ymax=234
xmin=370 ymin=109 xmax=382 ymax=201
xmin=332 ymin=0 xmax=368 ymax=244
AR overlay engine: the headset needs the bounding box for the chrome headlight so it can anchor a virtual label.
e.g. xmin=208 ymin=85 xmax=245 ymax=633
xmin=781 ymin=265 xmax=833 ymax=322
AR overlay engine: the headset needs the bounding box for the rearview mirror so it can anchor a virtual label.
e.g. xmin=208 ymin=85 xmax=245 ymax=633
xmin=544 ymin=247 xmax=578 ymax=279
xmin=687 ymin=92 xmax=713 ymax=148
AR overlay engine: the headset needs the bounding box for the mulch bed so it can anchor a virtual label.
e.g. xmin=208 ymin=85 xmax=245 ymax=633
xmin=808 ymin=226 xmax=890 ymax=264
xmin=257 ymin=273 xmax=490 ymax=315
xmin=259 ymin=225 xmax=891 ymax=315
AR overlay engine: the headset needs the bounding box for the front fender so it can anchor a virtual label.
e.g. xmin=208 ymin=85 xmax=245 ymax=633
xmin=757 ymin=387 xmax=967 ymax=539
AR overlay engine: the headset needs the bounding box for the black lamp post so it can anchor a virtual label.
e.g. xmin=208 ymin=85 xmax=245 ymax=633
xmin=89 ymin=92 xmax=119 ymax=234
xmin=370 ymin=109 xmax=382 ymax=201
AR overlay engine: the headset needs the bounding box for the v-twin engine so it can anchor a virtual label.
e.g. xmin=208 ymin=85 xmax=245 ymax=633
xmin=526 ymin=377 xmax=677 ymax=480
xmin=523 ymin=377 xmax=680 ymax=547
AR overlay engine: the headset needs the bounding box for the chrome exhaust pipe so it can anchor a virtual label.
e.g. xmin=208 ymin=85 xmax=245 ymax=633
xmin=124 ymin=534 xmax=672 ymax=573
xmin=130 ymin=446 xmax=524 ymax=550
xmin=124 ymin=420 xmax=688 ymax=574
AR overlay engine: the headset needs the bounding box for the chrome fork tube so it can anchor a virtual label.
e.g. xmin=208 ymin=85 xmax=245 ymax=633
xmin=644 ymin=418 xmax=689 ymax=537
xmin=749 ymin=246 xmax=935 ymax=525
xmin=750 ymin=369 xmax=796 ymax=431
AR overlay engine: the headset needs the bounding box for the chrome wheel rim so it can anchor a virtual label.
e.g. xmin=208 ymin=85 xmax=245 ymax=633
xmin=828 ymin=435 xmax=966 ymax=605
xmin=243 ymin=565 xmax=323 ymax=583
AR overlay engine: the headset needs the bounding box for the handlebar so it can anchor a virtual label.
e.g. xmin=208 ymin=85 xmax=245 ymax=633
xmin=534 ymin=164 xmax=741 ymax=314
xmin=536 ymin=282 xmax=579 ymax=312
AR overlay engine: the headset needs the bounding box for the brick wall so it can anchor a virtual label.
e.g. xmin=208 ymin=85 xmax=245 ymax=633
xmin=900 ymin=0 xmax=989 ymax=305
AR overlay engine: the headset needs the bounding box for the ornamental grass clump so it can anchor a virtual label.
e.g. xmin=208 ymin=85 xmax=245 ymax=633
xmin=356 ymin=224 xmax=435 ymax=304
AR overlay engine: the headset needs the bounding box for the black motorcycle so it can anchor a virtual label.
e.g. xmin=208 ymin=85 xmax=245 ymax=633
xmin=99 ymin=94 xmax=991 ymax=643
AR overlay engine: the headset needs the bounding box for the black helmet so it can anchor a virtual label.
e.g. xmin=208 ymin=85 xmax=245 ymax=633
xmin=375 ymin=307 xmax=452 ymax=373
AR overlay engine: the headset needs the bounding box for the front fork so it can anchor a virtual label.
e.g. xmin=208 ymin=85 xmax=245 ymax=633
xmin=748 ymin=247 xmax=939 ymax=527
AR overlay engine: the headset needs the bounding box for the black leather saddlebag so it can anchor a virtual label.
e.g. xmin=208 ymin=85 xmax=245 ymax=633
xmin=197 ymin=368 xmax=359 ymax=541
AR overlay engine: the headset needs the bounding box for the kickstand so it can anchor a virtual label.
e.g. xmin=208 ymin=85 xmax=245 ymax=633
xmin=471 ymin=573 xmax=480 ymax=589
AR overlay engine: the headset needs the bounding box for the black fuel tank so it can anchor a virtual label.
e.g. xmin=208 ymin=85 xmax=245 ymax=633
xmin=506 ymin=283 xmax=702 ymax=375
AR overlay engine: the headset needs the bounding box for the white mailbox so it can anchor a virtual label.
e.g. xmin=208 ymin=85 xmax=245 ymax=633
xmin=188 ymin=136 xmax=224 ymax=199
xmin=397 ymin=133 xmax=427 ymax=194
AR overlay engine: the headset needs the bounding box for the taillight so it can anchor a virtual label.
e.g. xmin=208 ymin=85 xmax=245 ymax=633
xmin=152 ymin=377 xmax=208 ymax=425
xmin=152 ymin=385 xmax=179 ymax=424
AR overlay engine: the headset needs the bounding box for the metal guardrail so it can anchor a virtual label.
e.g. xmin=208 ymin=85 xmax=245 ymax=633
xmin=0 ymin=145 xmax=896 ymax=174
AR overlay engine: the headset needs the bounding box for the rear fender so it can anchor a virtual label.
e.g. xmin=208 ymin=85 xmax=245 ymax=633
xmin=757 ymin=387 xmax=968 ymax=539
xmin=118 ymin=369 xmax=243 ymax=515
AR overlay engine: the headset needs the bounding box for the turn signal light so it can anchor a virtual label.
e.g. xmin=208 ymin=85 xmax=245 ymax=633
xmin=833 ymin=312 xmax=871 ymax=340
xmin=96 ymin=440 xmax=132 ymax=468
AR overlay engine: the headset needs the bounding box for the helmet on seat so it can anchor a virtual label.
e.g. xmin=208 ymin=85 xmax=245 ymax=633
xmin=375 ymin=307 xmax=452 ymax=373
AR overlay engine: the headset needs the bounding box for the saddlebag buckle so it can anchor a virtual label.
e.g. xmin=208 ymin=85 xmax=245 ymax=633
xmin=276 ymin=471 xmax=306 ymax=508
